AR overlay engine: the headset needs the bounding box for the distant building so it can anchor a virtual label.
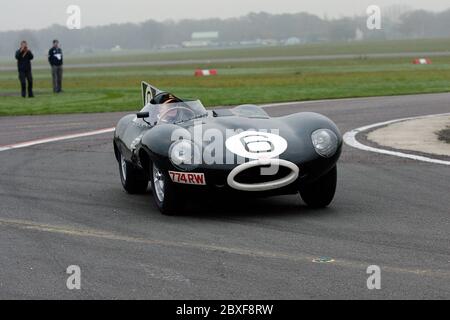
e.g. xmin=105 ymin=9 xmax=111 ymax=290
xmin=192 ymin=31 xmax=219 ymax=41
xmin=261 ymin=39 xmax=279 ymax=46
xmin=354 ymin=28 xmax=364 ymax=41
xmin=182 ymin=31 xmax=219 ymax=48
xmin=111 ymin=45 xmax=122 ymax=52
xmin=239 ymin=40 xmax=261 ymax=46
xmin=284 ymin=37 xmax=301 ymax=46
xmin=159 ymin=44 xmax=181 ymax=50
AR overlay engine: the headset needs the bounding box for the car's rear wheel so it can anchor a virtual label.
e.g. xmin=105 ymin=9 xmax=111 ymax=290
xmin=299 ymin=166 xmax=337 ymax=208
xmin=150 ymin=162 xmax=185 ymax=215
xmin=118 ymin=153 xmax=149 ymax=194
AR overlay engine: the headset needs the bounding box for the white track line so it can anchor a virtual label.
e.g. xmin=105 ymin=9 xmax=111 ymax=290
xmin=343 ymin=113 xmax=450 ymax=166
xmin=0 ymin=127 xmax=115 ymax=152
xmin=1 ymin=106 xmax=449 ymax=165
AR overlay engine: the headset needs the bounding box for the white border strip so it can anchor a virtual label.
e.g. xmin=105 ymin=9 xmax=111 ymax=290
xmin=0 ymin=127 xmax=115 ymax=152
xmin=343 ymin=113 xmax=450 ymax=166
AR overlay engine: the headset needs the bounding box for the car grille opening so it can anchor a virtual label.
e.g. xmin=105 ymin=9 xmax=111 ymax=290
xmin=234 ymin=165 xmax=293 ymax=184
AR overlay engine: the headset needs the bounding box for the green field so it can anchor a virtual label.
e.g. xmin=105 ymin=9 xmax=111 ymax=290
xmin=1 ymin=40 xmax=450 ymax=116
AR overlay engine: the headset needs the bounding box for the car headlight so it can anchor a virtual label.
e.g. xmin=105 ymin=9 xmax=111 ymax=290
xmin=311 ymin=129 xmax=338 ymax=158
xmin=169 ymin=140 xmax=200 ymax=169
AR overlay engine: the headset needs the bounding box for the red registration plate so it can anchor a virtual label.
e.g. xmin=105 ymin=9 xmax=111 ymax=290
xmin=168 ymin=171 xmax=206 ymax=185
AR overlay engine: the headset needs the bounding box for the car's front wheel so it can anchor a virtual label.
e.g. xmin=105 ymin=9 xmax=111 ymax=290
xmin=150 ymin=162 xmax=185 ymax=215
xmin=118 ymin=153 xmax=149 ymax=194
xmin=299 ymin=166 xmax=337 ymax=208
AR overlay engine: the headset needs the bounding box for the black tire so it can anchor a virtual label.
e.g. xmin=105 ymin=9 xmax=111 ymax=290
xmin=299 ymin=166 xmax=337 ymax=208
xmin=150 ymin=162 xmax=185 ymax=215
xmin=118 ymin=153 xmax=149 ymax=194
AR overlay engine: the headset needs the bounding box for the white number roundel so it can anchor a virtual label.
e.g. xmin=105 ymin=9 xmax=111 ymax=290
xmin=145 ymin=87 xmax=153 ymax=105
xmin=225 ymin=131 xmax=288 ymax=160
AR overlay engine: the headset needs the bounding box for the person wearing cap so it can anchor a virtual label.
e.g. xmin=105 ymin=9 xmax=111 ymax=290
xmin=48 ymin=40 xmax=64 ymax=93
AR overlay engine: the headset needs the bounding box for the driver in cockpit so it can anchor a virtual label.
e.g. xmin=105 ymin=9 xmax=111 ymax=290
xmin=152 ymin=92 xmax=182 ymax=123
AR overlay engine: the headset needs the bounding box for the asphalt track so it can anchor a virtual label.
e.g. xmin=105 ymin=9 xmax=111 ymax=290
xmin=1 ymin=51 xmax=450 ymax=71
xmin=0 ymin=93 xmax=449 ymax=299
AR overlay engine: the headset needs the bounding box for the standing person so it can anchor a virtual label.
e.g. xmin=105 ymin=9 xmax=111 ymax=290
xmin=15 ymin=41 xmax=34 ymax=98
xmin=48 ymin=40 xmax=63 ymax=93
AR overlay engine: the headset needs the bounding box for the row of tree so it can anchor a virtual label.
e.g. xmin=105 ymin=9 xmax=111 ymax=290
xmin=0 ymin=8 xmax=449 ymax=55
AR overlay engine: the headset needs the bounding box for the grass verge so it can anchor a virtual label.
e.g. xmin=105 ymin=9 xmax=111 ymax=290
xmin=1 ymin=55 xmax=450 ymax=116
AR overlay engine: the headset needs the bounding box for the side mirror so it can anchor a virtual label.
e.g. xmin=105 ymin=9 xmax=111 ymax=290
xmin=136 ymin=112 xmax=150 ymax=119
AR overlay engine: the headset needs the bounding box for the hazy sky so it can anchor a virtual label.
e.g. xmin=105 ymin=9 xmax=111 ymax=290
xmin=1 ymin=0 xmax=449 ymax=31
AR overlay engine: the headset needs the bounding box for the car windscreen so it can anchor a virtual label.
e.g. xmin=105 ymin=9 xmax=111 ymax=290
xmin=232 ymin=105 xmax=270 ymax=118
xmin=141 ymin=100 xmax=207 ymax=125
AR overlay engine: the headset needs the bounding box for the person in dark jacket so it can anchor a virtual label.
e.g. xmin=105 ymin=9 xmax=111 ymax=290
xmin=15 ymin=41 xmax=34 ymax=98
xmin=48 ymin=40 xmax=63 ymax=93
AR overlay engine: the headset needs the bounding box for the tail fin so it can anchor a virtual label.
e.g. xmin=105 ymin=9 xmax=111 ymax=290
xmin=141 ymin=82 xmax=163 ymax=106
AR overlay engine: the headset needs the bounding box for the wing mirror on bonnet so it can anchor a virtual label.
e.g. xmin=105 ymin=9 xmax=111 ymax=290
xmin=136 ymin=112 xmax=150 ymax=118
